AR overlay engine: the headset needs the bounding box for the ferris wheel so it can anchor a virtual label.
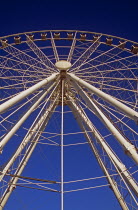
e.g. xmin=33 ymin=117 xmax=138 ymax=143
xmin=0 ymin=30 xmax=138 ymax=210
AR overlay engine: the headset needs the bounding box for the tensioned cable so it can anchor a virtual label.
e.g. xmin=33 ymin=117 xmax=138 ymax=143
xmin=64 ymin=184 xmax=110 ymax=193
xmin=10 ymin=184 xmax=59 ymax=193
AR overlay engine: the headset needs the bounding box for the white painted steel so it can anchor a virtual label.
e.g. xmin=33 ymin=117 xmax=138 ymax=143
xmin=1 ymin=30 xmax=138 ymax=209
xmin=67 ymin=31 xmax=77 ymax=63
xmin=0 ymin=82 xmax=56 ymax=151
xmin=71 ymin=80 xmax=138 ymax=164
xmin=26 ymin=34 xmax=57 ymax=71
xmin=55 ymin=60 xmax=71 ymax=70
xmin=0 ymin=85 xmax=59 ymax=182
xmin=0 ymin=97 xmax=58 ymax=209
xmin=69 ymin=99 xmax=129 ymax=210
xmin=0 ymin=73 xmax=58 ymax=114
xmin=61 ymin=80 xmax=64 ymax=210
xmin=67 ymin=73 xmax=138 ymax=122
xmin=70 ymin=35 xmax=101 ymax=71
xmin=68 ymin=96 xmax=138 ymax=198
xmin=50 ymin=32 xmax=59 ymax=62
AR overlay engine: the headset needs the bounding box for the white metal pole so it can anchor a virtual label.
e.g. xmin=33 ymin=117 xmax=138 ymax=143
xmin=69 ymin=103 xmax=129 ymax=210
xmin=71 ymin=80 xmax=138 ymax=164
xmin=0 ymin=73 xmax=58 ymax=114
xmin=67 ymin=73 xmax=138 ymax=123
xmin=61 ymin=80 xmax=64 ymax=210
xmin=0 ymin=98 xmax=58 ymax=209
xmin=0 ymin=82 xmax=56 ymax=152
xmin=67 ymin=96 xmax=138 ymax=197
xmin=0 ymin=87 xmax=59 ymax=182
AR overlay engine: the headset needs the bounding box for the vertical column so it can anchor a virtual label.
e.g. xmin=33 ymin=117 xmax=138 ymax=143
xmin=61 ymin=80 xmax=64 ymax=210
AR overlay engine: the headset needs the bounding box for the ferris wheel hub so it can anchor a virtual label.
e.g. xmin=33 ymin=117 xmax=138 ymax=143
xmin=55 ymin=60 xmax=71 ymax=70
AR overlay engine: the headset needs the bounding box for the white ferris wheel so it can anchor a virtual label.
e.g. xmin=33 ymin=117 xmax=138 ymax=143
xmin=0 ymin=30 xmax=138 ymax=210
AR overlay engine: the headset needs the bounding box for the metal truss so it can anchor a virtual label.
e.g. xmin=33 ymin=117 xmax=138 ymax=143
xmin=0 ymin=30 xmax=138 ymax=210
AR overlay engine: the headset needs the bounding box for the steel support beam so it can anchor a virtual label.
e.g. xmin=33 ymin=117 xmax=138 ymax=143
xmin=0 ymin=96 xmax=58 ymax=209
xmin=0 ymin=87 xmax=59 ymax=182
xmin=70 ymin=80 xmax=138 ymax=164
xmin=0 ymin=73 xmax=58 ymax=114
xmin=67 ymin=96 xmax=138 ymax=198
xmin=0 ymin=82 xmax=57 ymax=151
xmin=69 ymin=99 xmax=129 ymax=210
xmin=67 ymin=73 xmax=138 ymax=123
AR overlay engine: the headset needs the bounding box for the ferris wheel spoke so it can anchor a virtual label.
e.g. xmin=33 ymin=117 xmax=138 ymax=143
xmin=74 ymin=41 xmax=126 ymax=70
xmin=79 ymin=74 xmax=138 ymax=81
xmin=0 ymin=65 xmax=43 ymax=77
xmin=50 ymin=32 xmax=59 ymax=63
xmin=2 ymin=44 xmax=50 ymax=74
xmin=84 ymin=79 xmax=137 ymax=94
xmin=75 ymin=64 xmax=138 ymax=76
xmin=0 ymin=55 xmax=48 ymax=76
xmin=26 ymin=34 xmax=57 ymax=72
xmin=74 ymin=52 xmax=138 ymax=75
xmin=1 ymin=30 xmax=138 ymax=209
xmin=0 ymin=73 xmax=58 ymax=114
xmin=0 ymin=81 xmax=57 ymax=152
xmin=1 ymin=78 xmax=41 ymax=90
xmin=70 ymin=35 xmax=101 ymax=72
xmin=90 ymin=53 xmax=138 ymax=71
xmin=0 ymin=75 xmax=43 ymax=79
xmin=67 ymin=31 xmax=77 ymax=62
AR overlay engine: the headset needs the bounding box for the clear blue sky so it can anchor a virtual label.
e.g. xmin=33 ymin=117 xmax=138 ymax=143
xmin=1 ymin=0 xmax=138 ymax=209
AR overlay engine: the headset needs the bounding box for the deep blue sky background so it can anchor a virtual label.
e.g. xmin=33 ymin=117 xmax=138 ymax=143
xmin=1 ymin=0 xmax=138 ymax=209
xmin=0 ymin=0 xmax=138 ymax=42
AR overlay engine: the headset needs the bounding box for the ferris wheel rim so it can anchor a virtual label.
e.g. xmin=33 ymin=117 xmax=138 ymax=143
xmin=0 ymin=29 xmax=138 ymax=210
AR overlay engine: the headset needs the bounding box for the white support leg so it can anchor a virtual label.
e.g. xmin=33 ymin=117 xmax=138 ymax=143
xmin=69 ymin=102 xmax=129 ymax=210
xmin=67 ymin=96 xmax=138 ymax=198
xmin=0 ymin=89 xmax=59 ymax=182
xmin=70 ymin=80 xmax=138 ymax=164
xmin=0 ymin=82 xmax=56 ymax=151
xmin=0 ymin=73 xmax=59 ymax=114
xmin=0 ymin=97 xmax=58 ymax=210
xmin=67 ymin=73 xmax=138 ymax=123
